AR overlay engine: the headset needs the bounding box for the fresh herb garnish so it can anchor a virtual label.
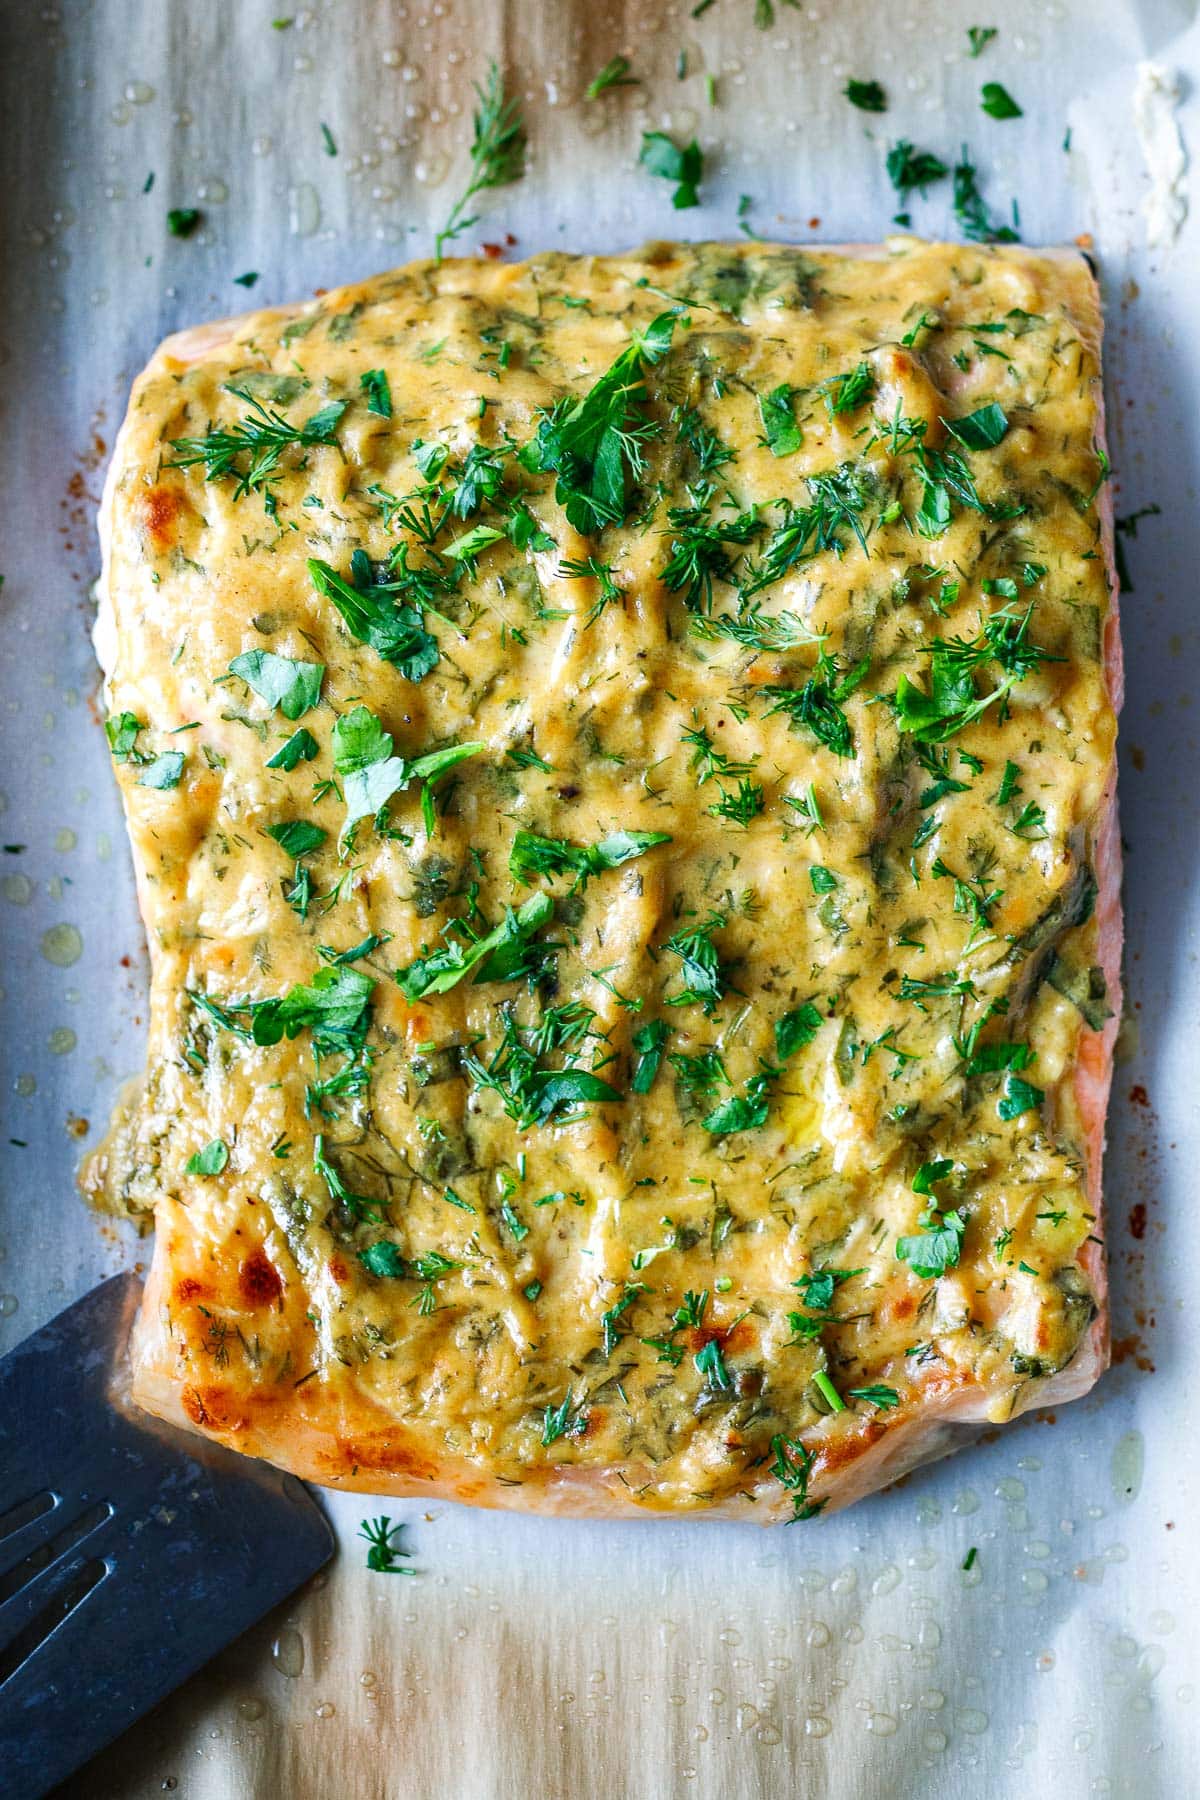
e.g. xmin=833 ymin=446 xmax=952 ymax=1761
xmin=981 ymin=81 xmax=1022 ymax=120
xmin=585 ymin=55 xmax=637 ymax=99
xmin=509 ymin=828 xmax=671 ymax=890
xmin=395 ymin=892 xmax=553 ymax=1001
xmin=185 ymin=1139 xmax=228 ymax=1176
xmin=522 ymin=311 xmax=678 ymax=536
xmin=769 ymin=1432 xmax=823 ymax=1520
xmin=663 ymin=913 xmax=731 ymax=1015
xmin=844 ymin=78 xmax=887 ymax=112
xmin=266 ymin=727 xmax=319 ymax=770
xmin=967 ymin=26 xmax=997 ymax=56
xmin=953 ymin=148 xmax=1019 ymax=243
xmin=331 ymin=704 xmax=483 ymax=833
xmin=434 ymin=62 xmax=526 ymax=262
xmin=360 ymin=368 xmax=393 ymax=417
xmin=894 ymin=605 xmax=1060 ymax=743
xmin=762 ymin=651 xmax=870 ymax=759
xmin=886 ymin=142 xmax=949 ymax=207
xmin=170 ymin=389 xmax=346 ymax=504
xmin=167 ymin=207 xmax=201 ymax=237
xmin=639 ymin=131 xmax=704 ymax=209
xmin=229 ymin=649 xmax=325 ymax=720
xmin=631 ymin=1018 xmax=669 ymax=1094
xmin=359 ymin=1515 xmax=416 ymax=1575
xmin=758 ymin=384 xmax=802 ymax=457
xmin=137 ymin=752 xmax=185 ymax=790
xmin=309 ymin=555 xmax=439 ymax=681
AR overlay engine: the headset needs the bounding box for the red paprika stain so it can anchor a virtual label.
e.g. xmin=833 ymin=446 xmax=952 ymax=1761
xmin=238 ymin=1249 xmax=283 ymax=1306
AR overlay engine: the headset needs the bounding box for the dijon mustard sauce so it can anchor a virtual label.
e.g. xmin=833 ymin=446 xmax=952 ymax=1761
xmin=87 ymin=242 xmax=1116 ymax=1517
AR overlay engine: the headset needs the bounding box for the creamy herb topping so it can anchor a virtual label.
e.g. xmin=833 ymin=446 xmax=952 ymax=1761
xmin=89 ymin=241 xmax=1115 ymax=1517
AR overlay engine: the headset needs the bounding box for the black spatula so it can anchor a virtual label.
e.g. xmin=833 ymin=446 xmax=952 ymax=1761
xmin=0 ymin=1273 xmax=335 ymax=1799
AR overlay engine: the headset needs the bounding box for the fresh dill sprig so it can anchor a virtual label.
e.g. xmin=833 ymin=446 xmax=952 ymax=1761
xmin=434 ymin=63 xmax=526 ymax=263
xmin=359 ymin=1514 xmax=417 ymax=1575
xmin=168 ymin=389 xmax=346 ymax=505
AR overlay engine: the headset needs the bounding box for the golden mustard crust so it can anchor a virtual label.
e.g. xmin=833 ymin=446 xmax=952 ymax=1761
xmin=87 ymin=241 xmax=1119 ymax=1520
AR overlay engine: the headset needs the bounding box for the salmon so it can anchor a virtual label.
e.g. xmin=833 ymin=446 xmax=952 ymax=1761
xmin=89 ymin=242 xmax=1120 ymax=1521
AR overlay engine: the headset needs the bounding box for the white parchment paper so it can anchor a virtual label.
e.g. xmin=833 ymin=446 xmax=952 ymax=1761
xmin=1 ymin=3 xmax=1197 ymax=1795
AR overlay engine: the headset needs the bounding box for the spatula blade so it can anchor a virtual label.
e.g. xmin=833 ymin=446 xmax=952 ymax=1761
xmin=0 ymin=1274 xmax=335 ymax=1800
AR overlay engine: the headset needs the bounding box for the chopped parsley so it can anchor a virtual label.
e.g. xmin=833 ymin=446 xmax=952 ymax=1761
xmin=639 ymin=131 xmax=704 ymax=209
xmin=844 ymin=78 xmax=887 ymax=112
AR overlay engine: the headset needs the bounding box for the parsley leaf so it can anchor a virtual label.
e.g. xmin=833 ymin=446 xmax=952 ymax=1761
xmin=639 ymin=130 xmax=704 ymax=208
xmin=394 ymin=892 xmax=553 ymax=1001
xmin=844 ymin=78 xmax=887 ymax=112
xmin=774 ymin=1002 xmax=823 ymax=1059
xmin=331 ymin=704 xmax=483 ymax=831
xmin=886 ymin=141 xmax=949 ymax=205
xmin=522 ymin=313 xmax=678 ymax=536
xmin=137 ymin=751 xmax=185 ymax=790
xmin=265 ymin=820 xmax=326 ymax=858
xmin=981 ymin=81 xmax=1022 ymax=120
xmin=266 ymin=727 xmax=319 ymax=770
xmin=510 ymin=828 xmax=671 ymax=889
xmin=896 ymin=1206 xmax=967 ymax=1278
xmin=997 ymin=1074 xmax=1043 ymax=1120
xmin=663 ymin=913 xmax=731 ymax=1015
xmin=185 ymin=1138 xmax=228 ymax=1176
xmin=967 ymin=26 xmax=997 ymax=56
xmin=229 ymin=649 xmax=324 ymax=720
xmin=309 ymin=556 xmax=439 ymax=682
xmin=360 ymin=368 xmax=393 ymax=417
xmin=945 ymin=402 xmax=1008 ymax=450
xmin=758 ymin=384 xmax=803 ymax=457
xmin=631 ymin=1018 xmax=669 ymax=1094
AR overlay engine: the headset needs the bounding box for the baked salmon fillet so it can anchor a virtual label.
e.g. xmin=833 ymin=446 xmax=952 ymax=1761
xmin=86 ymin=241 xmax=1121 ymax=1521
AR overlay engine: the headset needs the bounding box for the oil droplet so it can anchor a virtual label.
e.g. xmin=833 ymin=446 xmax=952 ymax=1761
xmin=1110 ymin=1430 xmax=1143 ymax=1504
xmin=708 ymin=1687 xmax=726 ymax=1706
xmin=49 ymin=1028 xmax=76 ymax=1056
xmin=14 ymin=1075 xmax=36 ymax=1098
xmin=868 ymin=1712 xmax=898 ymax=1735
xmin=919 ymin=1690 xmax=945 ymax=1710
xmin=97 ymin=833 xmax=112 ymax=861
xmin=41 ymin=923 xmax=83 ymax=966
xmin=124 ymin=80 xmax=156 ymax=104
xmin=872 ymin=1564 xmax=901 ymax=1596
xmin=1149 ymin=1611 xmax=1175 ymax=1635
xmin=271 ymin=1628 xmax=305 ymax=1678
xmin=237 ymin=1699 xmax=265 ymax=1721
xmin=755 ymin=1722 xmax=782 ymax=1745
xmin=314 ymin=1701 xmax=335 ymax=1719
xmin=807 ymin=1622 xmax=831 ymax=1648
xmin=917 ymin=1621 xmax=941 ymax=1650
xmin=1136 ymin=1646 xmax=1165 ymax=1684
xmin=3 ymin=874 xmax=33 ymax=906
xmin=735 ymin=1703 xmax=759 ymax=1732
xmin=804 ymin=1714 xmax=832 ymax=1738
xmin=0 ymin=1295 xmax=19 ymax=1318
xmin=55 ymin=829 xmax=76 ymax=852
xmin=958 ymin=1707 xmax=989 ymax=1734
xmin=923 ymin=1728 xmax=948 ymax=1753
xmin=1021 ymin=1569 xmax=1049 ymax=1595
xmin=1074 ymin=1729 xmax=1094 ymax=1752
xmin=288 ymin=182 xmax=321 ymax=237
xmin=995 ymin=1477 xmax=1026 ymax=1502
xmin=952 ymin=1488 xmax=980 ymax=1516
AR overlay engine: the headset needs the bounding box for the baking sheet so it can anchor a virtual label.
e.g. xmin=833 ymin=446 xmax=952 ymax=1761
xmin=2 ymin=2 xmax=1198 ymax=1795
